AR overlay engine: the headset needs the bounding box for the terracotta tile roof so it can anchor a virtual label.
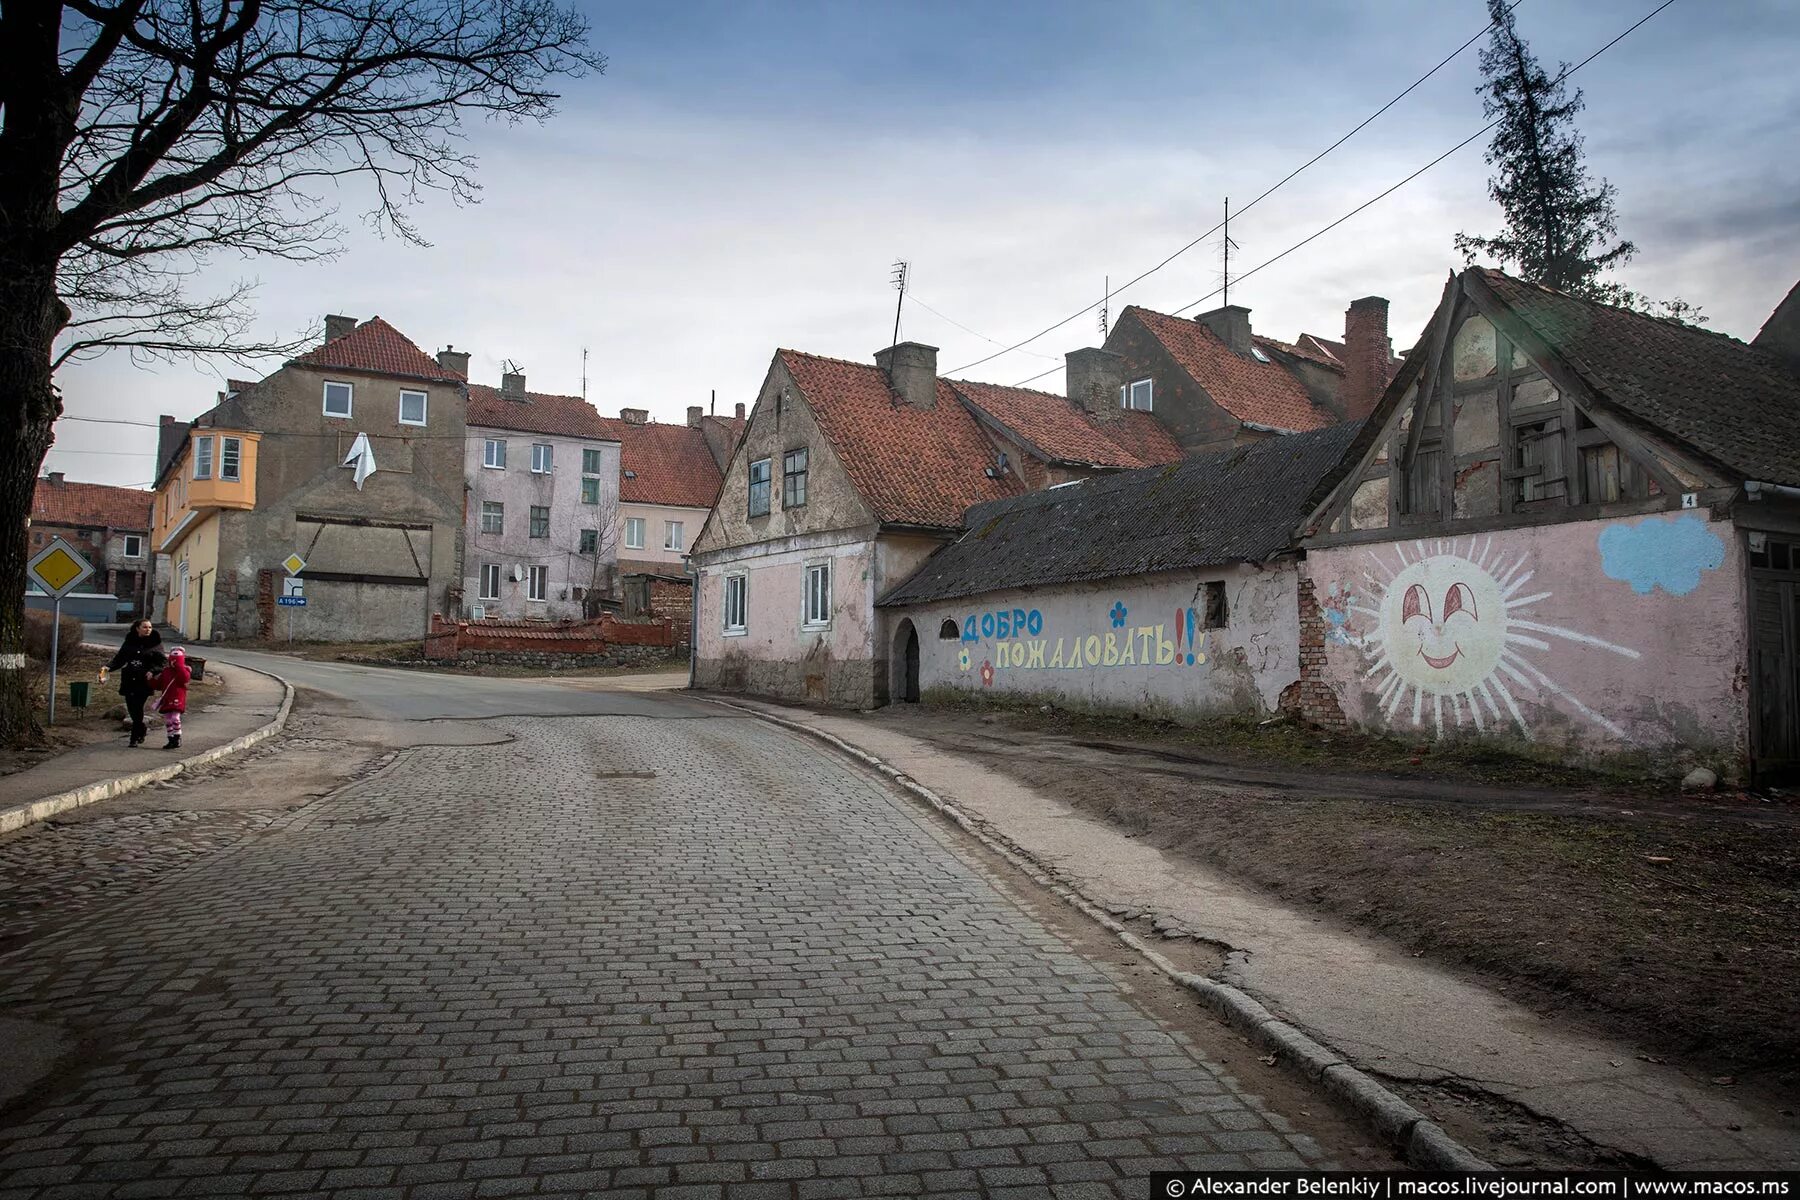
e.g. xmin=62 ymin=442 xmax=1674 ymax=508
xmin=779 ymin=350 xmax=1019 ymax=529
xmin=1473 ymin=268 xmax=1800 ymax=486
xmin=592 ymin=417 xmax=725 ymax=509
xmin=467 ymin=384 xmax=613 ymax=440
xmin=1126 ymin=305 xmax=1336 ymax=433
xmin=1292 ymin=333 xmax=1347 ymax=367
xmin=33 ymin=477 xmax=153 ymax=530
xmin=288 ymin=316 xmax=463 ymax=383
xmin=948 ymin=380 xmax=1183 ymax=469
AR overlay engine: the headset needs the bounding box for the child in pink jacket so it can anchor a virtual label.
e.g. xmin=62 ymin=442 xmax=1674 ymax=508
xmin=155 ymin=648 xmax=192 ymax=749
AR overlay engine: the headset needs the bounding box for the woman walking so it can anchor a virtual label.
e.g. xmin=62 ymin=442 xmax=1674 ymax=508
xmin=102 ymin=619 xmax=164 ymax=747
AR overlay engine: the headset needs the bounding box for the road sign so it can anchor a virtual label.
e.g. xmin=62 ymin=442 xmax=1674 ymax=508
xmin=283 ymin=553 xmax=306 ymax=575
xmin=277 ymin=597 xmax=307 ymax=607
xmin=282 ymin=576 xmax=305 ymax=600
xmin=27 ymin=538 xmax=95 ymax=599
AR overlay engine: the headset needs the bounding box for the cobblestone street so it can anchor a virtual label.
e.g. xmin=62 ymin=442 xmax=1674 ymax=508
xmin=0 ymin=696 xmax=1332 ymax=1197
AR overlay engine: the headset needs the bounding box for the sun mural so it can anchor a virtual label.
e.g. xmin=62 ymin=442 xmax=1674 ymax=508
xmin=1351 ymin=537 xmax=1641 ymax=739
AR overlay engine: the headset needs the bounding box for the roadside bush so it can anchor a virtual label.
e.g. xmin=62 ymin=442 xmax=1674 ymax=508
xmin=22 ymin=609 xmax=84 ymax=668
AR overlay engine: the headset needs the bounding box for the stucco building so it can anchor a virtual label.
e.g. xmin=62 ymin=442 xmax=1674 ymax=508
xmin=152 ymin=314 xmax=468 ymax=641
xmin=463 ymin=373 xmax=620 ymax=620
xmin=29 ymin=474 xmax=156 ymax=620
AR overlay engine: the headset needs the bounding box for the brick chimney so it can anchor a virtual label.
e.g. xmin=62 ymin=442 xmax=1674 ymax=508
xmin=47 ymin=472 xmax=65 ymax=486
xmin=324 ymin=314 xmax=357 ymax=344
xmin=437 ymin=345 xmax=470 ymax=377
xmin=734 ymin=402 xmax=745 ymax=420
xmin=1066 ymin=347 xmax=1125 ymax=417
xmin=1342 ymin=296 xmax=1392 ymax=422
xmin=687 ymin=405 xmax=703 ymax=428
xmin=1195 ymin=305 xmax=1253 ymax=356
xmin=874 ymin=342 xmax=938 ymax=409
xmin=620 ymin=407 xmax=649 ymax=425
xmin=501 ymin=371 xmax=527 ymax=400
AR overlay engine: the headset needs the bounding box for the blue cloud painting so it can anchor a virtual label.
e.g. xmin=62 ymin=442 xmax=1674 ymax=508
xmin=1597 ymin=515 xmax=1725 ymax=596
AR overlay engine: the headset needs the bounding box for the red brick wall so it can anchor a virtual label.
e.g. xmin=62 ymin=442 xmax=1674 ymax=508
xmin=1283 ymin=577 xmax=1347 ymax=729
xmin=424 ymin=612 xmax=680 ymax=659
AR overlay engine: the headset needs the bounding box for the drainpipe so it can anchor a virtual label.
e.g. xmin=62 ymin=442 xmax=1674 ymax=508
xmin=1745 ymin=480 xmax=1800 ymax=502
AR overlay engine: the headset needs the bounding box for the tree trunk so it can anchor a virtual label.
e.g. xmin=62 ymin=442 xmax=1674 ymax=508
xmin=0 ymin=268 xmax=70 ymax=747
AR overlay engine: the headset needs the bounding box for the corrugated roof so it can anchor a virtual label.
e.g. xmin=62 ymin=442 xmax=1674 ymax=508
xmin=467 ymin=384 xmax=613 ymax=440
xmin=880 ymin=423 xmax=1359 ymax=607
xmin=288 ymin=317 xmax=463 ymax=383
xmin=779 ymin=350 xmax=1018 ymax=528
xmin=1125 ymin=306 xmax=1337 ymax=432
xmin=1472 ymin=269 xmax=1800 ymax=486
xmin=33 ymin=477 xmax=153 ymax=531
xmin=592 ymin=417 xmax=725 ymax=509
xmin=949 ymin=380 xmax=1184 ymax=468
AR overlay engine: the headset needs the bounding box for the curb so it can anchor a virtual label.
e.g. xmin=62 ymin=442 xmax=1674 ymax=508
xmin=704 ymin=695 xmax=1493 ymax=1173
xmin=0 ymin=659 xmax=297 ymax=837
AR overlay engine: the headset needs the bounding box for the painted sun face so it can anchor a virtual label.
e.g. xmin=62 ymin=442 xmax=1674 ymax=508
xmin=1382 ymin=556 xmax=1505 ymax=694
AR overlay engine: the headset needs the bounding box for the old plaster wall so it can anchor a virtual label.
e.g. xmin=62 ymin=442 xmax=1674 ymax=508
xmin=1304 ymin=512 xmax=1747 ymax=761
xmin=897 ymin=564 xmax=1301 ymax=718
xmin=620 ymin=501 xmax=707 ymax=564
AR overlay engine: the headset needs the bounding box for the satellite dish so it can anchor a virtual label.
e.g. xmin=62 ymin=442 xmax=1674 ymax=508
xmin=511 ymin=564 xmax=525 ymax=582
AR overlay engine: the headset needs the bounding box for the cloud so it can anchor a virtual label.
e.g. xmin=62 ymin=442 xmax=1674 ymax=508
xmin=1597 ymin=514 xmax=1725 ymax=597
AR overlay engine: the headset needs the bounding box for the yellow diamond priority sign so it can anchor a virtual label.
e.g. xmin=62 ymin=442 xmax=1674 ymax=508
xmin=283 ymin=553 xmax=306 ymax=576
xmin=28 ymin=537 xmax=96 ymax=599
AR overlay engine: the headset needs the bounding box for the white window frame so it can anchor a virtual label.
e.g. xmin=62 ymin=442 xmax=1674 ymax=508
xmin=480 ymin=501 xmax=504 ymax=535
xmin=483 ymin=439 xmax=507 ymax=470
xmin=1121 ymin=378 xmax=1153 ymax=411
xmin=323 ymin=380 xmax=353 ymax=418
xmin=664 ymin=520 xmax=684 ymax=552
xmin=723 ymin=572 xmax=747 ymax=635
xmin=220 ymin=436 xmax=242 ymax=482
xmin=478 ymin=563 xmax=501 ymax=600
xmin=122 ymin=535 xmax=143 ymax=559
xmin=624 ymin=516 xmax=645 ymax=550
xmin=399 ymin=389 xmax=428 ymax=426
xmin=527 ymin=564 xmax=548 ymax=602
xmin=802 ymin=560 xmax=831 ymax=629
xmin=531 ymin=443 xmax=553 ymax=474
xmin=193 ymin=436 xmax=213 ymax=480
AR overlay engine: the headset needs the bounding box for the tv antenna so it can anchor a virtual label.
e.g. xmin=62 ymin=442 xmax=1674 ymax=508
xmin=890 ymin=259 xmax=909 ymax=348
xmin=1222 ymin=197 xmax=1240 ymax=308
xmin=1099 ymin=275 xmax=1110 ymax=338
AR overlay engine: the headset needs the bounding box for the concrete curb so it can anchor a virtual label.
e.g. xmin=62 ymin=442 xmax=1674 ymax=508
xmin=704 ymin=695 xmax=1494 ymax=1172
xmin=0 ymin=659 xmax=297 ymax=837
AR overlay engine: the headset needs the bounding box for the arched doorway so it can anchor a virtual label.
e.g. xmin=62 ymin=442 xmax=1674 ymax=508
xmin=893 ymin=619 xmax=921 ymax=703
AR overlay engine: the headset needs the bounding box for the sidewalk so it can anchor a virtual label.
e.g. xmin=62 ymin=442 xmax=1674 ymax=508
xmin=713 ymin=694 xmax=1800 ymax=1172
xmin=0 ymin=661 xmax=289 ymax=835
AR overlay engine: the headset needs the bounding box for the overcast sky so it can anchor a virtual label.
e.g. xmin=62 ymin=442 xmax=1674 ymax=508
xmin=49 ymin=0 xmax=1800 ymax=488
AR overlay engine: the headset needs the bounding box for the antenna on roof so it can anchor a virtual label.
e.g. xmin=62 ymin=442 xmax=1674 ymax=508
xmin=710 ymin=388 xmax=715 ymax=416
xmin=502 ymin=358 xmax=522 ymax=376
xmin=1099 ymin=275 xmax=1110 ymax=338
xmin=581 ymin=348 xmax=588 ymax=400
xmin=889 ymin=259 xmax=909 ymax=348
xmin=1221 ymin=197 xmax=1240 ymax=309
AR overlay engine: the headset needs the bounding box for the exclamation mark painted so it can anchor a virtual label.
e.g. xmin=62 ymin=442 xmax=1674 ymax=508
xmin=1185 ymin=607 xmax=1196 ymax=665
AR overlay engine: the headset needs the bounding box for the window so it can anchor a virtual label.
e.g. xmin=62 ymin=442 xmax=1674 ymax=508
xmin=783 ymin=448 xmax=809 ymax=508
xmin=122 ymin=535 xmax=143 ymax=558
xmin=527 ymin=565 xmax=548 ymax=601
xmin=1119 ymin=378 xmax=1153 ymax=411
xmin=625 ymin=517 xmax=645 ymax=549
xmin=531 ymin=443 xmax=553 ymax=473
xmin=748 ymin=458 xmax=772 ymax=517
xmin=323 ymin=381 xmax=353 ymax=418
xmin=1404 ymin=442 xmax=1442 ymax=517
xmin=664 ymin=520 xmax=684 ymax=552
xmin=802 ymin=561 xmax=831 ymax=628
xmin=220 ymin=437 xmax=241 ymax=481
xmin=1202 ymin=581 xmax=1228 ymax=629
xmin=399 ymin=390 xmax=427 ymax=426
xmin=478 ymin=563 xmax=501 ymax=600
xmin=193 ymin=436 xmax=213 ymax=479
xmin=483 ymin=439 xmax=507 ymax=470
xmin=529 ymin=505 xmax=550 ymax=538
xmin=1511 ymin=417 xmax=1566 ymax=507
xmin=480 ymin=501 xmax=504 ymax=534
xmin=582 ymin=448 xmax=604 ymax=475
xmin=579 ymin=528 xmax=598 ymax=554
xmin=581 ymin=477 xmax=601 ymax=505
xmin=938 ymin=618 xmax=959 ymax=640
xmin=723 ymin=573 xmax=747 ymax=634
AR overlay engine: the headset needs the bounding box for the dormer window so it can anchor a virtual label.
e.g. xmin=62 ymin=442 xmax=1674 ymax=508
xmin=1119 ymin=378 xmax=1153 ymax=411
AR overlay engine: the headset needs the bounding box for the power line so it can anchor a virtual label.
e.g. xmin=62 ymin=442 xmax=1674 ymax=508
xmin=943 ymin=2 xmax=1521 ymax=376
xmin=1169 ymin=0 xmax=1676 ymax=316
xmin=905 ymin=293 xmax=1060 ymax=361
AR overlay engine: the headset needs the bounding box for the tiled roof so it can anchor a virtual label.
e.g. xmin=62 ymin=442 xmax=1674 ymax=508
xmin=778 ymin=350 xmax=1019 ymax=529
xmin=288 ymin=317 xmax=463 ymax=383
xmin=1472 ymin=269 xmax=1800 ymax=486
xmin=949 ymin=380 xmax=1184 ymax=469
xmin=33 ymin=478 xmax=153 ymax=531
xmin=592 ymin=417 xmax=725 ymax=509
xmin=1126 ymin=306 xmax=1336 ymax=432
xmin=467 ymin=385 xmax=613 ymax=440
xmin=1292 ymin=333 xmax=1347 ymax=367
xmin=880 ymin=424 xmax=1360 ymax=607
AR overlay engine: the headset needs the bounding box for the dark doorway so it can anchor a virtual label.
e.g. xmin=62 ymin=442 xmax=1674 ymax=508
xmin=1750 ymin=535 xmax=1800 ymax=780
xmin=896 ymin=619 xmax=921 ymax=704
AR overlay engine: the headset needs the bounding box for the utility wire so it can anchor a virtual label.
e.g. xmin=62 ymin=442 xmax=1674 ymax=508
xmin=1168 ymin=0 xmax=1676 ymax=317
xmin=945 ymin=2 xmax=1522 ymax=377
xmin=904 ymin=293 xmax=1060 ymax=361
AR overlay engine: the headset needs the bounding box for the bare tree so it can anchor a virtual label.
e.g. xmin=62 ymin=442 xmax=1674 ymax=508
xmin=0 ymin=0 xmax=601 ymax=742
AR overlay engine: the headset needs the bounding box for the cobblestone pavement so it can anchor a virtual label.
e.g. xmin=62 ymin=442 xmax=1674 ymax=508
xmin=0 ymin=707 xmax=1326 ymax=1197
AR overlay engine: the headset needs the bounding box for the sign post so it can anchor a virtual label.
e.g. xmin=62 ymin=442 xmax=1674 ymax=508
xmin=26 ymin=538 xmax=96 ymax=726
xmin=280 ymin=554 xmax=307 ymax=644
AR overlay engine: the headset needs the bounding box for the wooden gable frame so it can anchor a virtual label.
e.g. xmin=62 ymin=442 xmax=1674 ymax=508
xmin=1301 ymin=270 xmax=1734 ymax=546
